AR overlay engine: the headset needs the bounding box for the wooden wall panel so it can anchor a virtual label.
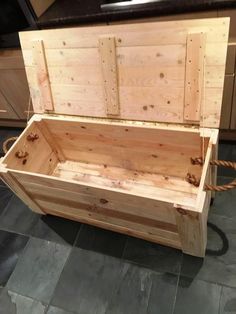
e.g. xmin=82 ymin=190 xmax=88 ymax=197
xmin=220 ymin=75 xmax=234 ymax=129
xmin=0 ymin=49 xmax=31 ymax=121
xmin=230 ymin=77 xmax=236 ymax=129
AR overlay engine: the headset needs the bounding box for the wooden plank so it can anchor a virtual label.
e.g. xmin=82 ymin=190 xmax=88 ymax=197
xmin=22 ymin=43 xmax=226 ymax=68
xmin=0 ymin=170 xmax=44 ymax=214
xmin=220 ymin=75 xmax=234 ymax=129
xmin=225 ymin=44 xmax=236 ymax=74
xmin=35 ymin=119 xmax=66 ymax=162
xmin=53 ymin=160 xmax=198 ymax=194
xmin=230 ymin=75 xmax=236 ymax=130
xmin=99 ymin=36 xmax=119 ymax=116
xmin=36 ymin=197 xmax=180 ymax=242
xmin=0 ymin=69 xmax=31 ymax=120
xmin=45 ymin=206 xmax=181 ymax=249
xmin=0 ymin=90 xmax=18 ymax=119
xmin=19 ymin=18 xmax=229 ymax=50
xmin=0 ymin=120 xmax=26 ymax=128
xmin=32 ymin=40 xmax=54 ymax=111
xmin=174 ymin=205 xmax=206 ymax=257
xmin=196 ymin=131 xmax=214 ymax=208
xmin=184 ymin=33 xmax=205 ymax=122
xmin=23 ymin=178 xmax=177 ymax=224
xmin=3 ymin=122 xmax=58 ymax=175
xmin=0 ymin=49 xmax=25 ymax=69
xmin=12 ymin=169 xmax=196 ymax=213
xmin=29 ymin=190 xmax=178 ymax=235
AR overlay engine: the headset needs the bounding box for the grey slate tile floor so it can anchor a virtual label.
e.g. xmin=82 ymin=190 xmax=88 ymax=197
xmin=0 ymin=127 xmax=236 ymax=313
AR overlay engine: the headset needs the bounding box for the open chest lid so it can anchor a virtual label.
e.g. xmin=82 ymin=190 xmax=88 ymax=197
xmin=19 ymin=17 xmax=229 ymax=128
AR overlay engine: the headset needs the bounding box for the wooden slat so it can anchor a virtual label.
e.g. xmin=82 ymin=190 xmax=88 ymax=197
xmin=36 ymin=197 xmax=180 ymax=242
xmin=0 ymin=69 xmax=30 ymax=120
xmin=19 ymin=18 xmax=229 ymax=49
xmin=0 ymin=50 xmax=25 ymax=69
xmin=35 ymin=119 xmax=66 ymax=162
xmin=0 ymin=90 xmax=18 ymax=119
xmin=184 ymin=33 xmax=206 ymax=122
xmin=174 ymin=206 xmax=206 ymax=257
xmin=220 ymin=75 xmax=234 ymax=129
xmin=230 ymin=76 xmax=236 ymax=130
xmin=0 ymin=170 xmax=44 ymax=214
xmin=3 ymin=122 xmax=58 ymax=175
xmin=45 ymin=206 xmax=181 ymax=249
xmin=99 ymin=36 xmax=119 ymax=116
xmin=11 ymin=169 xmax=196 ymax=215
xmin=53 ymin=160 xmax=198 ymax=195
xmin=32 ymin=40 xmax=54 ymax=111
xmin=23 ymin=178 xmax=177 ymax=224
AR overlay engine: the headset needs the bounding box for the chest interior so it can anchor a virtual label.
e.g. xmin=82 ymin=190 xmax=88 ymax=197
xmin=3 ymin=115 xmax=212 ymax=210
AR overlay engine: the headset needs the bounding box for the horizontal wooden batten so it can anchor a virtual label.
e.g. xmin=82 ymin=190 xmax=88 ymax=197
xmin=19 ymin=18 xmax=228 ymax=50
xmin=36 ymin=198 xmax=180 ymax=243
xmin=31 ymin=191 xmax=178 ymax=233
xmin=22 ymin=178 xmax=177 ymax=224
xmin=45 ymin=207 xmax=182 ymax=249
xmin=12 ymin=168 xmax=196 ymax=210
xmin=22 ymin=43 xmax=227 ymax=69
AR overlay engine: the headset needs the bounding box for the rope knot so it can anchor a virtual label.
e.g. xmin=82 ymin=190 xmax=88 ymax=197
xmin=186 ymin=173 xmax=200 ymax=187
xmin=190 ymin=157 xmax=204 ymax=165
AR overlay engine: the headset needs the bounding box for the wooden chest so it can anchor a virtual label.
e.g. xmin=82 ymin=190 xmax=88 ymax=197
xmin=0 ymin=18 xmax=230 ymax=257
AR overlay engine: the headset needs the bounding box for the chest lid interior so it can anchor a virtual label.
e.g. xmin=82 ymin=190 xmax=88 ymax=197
xmin=19 ymin=17 xmax=229 ymax=128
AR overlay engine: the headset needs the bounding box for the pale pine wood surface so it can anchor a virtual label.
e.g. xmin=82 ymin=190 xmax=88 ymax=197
xmin=19 ymin=18 xmax=229 ymax=128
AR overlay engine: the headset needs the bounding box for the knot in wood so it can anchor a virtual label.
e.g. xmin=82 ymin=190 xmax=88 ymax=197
xmin=100 ymin=198 xmax=108 ymax=204
xmin=27 ymin=133 xmax=39 ymax=142
xmin=15 ymin=150 xmax=29 ymax=159
xmin=176 ymin=207 xmax=187 ymax=215
xmin=190 ymin=157 xmax=204 ymax=165
xmin=186 ymin=172 xmax=200 ymax=187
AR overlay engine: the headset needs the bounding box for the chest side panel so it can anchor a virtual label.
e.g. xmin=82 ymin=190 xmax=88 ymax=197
xmin=19 ymin=18 xmax=229 ymax=128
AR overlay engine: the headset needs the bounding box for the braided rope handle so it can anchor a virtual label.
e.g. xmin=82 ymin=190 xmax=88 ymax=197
xmin=3 ymin=137 xmax=18 ymax=154
xmin=189 ymin=157 xmax=236 ymax=192
xmin=206 ymin=159 xmax=236 ymax=192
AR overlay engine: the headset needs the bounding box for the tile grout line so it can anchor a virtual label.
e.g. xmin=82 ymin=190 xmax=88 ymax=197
xmin=120 ymin=235 xmax=129 ymax=259
xmin=1 ymin=287 xmax=50 ymax=311
xmin=217 ymin=285 xmax=224 ymax=314
xmin=46 ymin=241 xmax=75 ymax=310
xmin=0 ymin=193 xmax=13 ymax=220
xmin=171 ymin=254 xmax=182 ymax=314
xmin=5 ymin=238 xmax=73 ymax=306
xmin=72 ymin=222 xmax=83 ymax=247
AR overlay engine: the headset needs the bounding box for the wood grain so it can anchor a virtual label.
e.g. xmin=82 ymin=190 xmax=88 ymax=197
xmin=99 ymin=36 xmax=119 ymax=116
xmin=184 ymin=33 xmax=205 ymax=122
xmin=32 ymin=40 xmax=54 ymax=111
xmin=19 ymin=18 xmax=229 ymax=127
